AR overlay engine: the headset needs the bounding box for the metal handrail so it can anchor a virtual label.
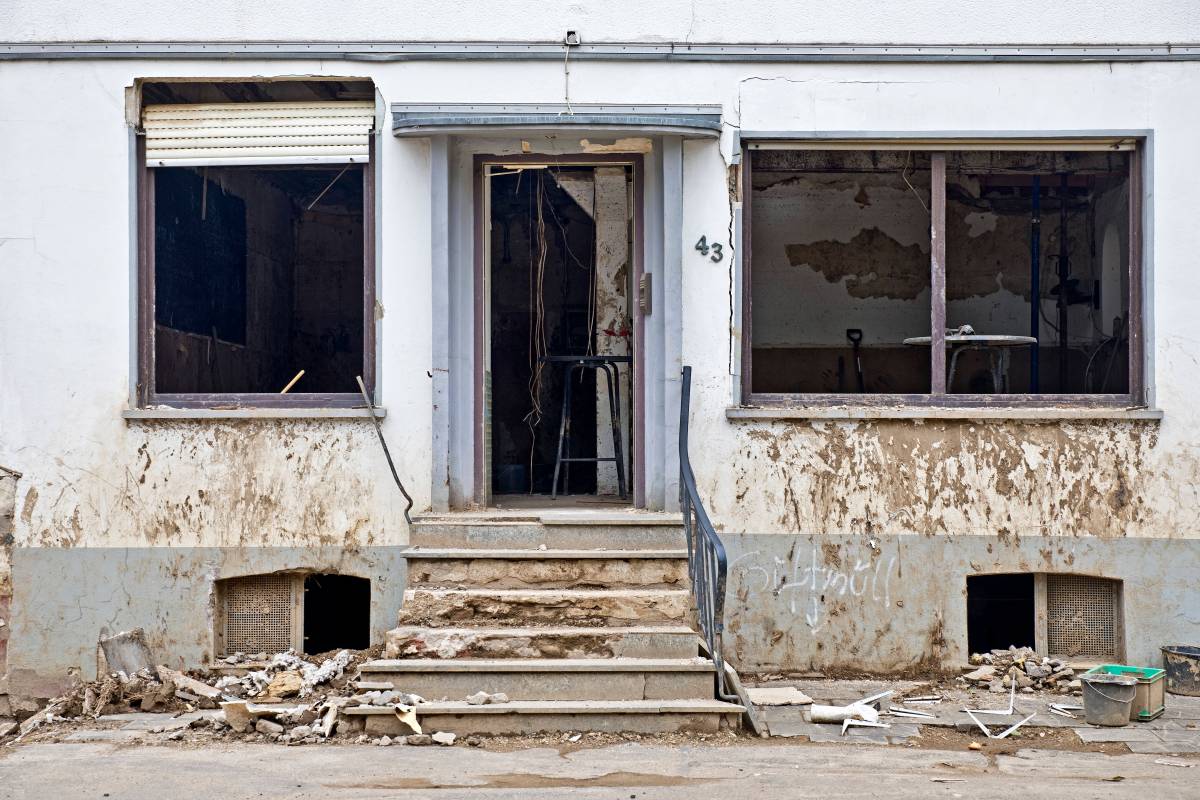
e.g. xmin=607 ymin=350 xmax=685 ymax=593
xmin=679 ymin=366 xmax=737 ymax=700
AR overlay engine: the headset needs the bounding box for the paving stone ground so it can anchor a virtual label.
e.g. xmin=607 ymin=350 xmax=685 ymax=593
xmin=751 ymin=677 xmax=1200 ymax=752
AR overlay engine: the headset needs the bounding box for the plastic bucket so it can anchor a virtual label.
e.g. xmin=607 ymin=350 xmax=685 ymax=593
xmin=1162 ymin=646 xmax=1200 ymax=697
xmin=1081 ymin=673 xmax=1137 ymax=727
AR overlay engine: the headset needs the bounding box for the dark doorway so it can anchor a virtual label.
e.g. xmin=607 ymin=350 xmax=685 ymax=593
xmin=967 ymin=573 xmax=1036 ymax=654
xmin=488 ymin=165 xmax=634 ymax=500
xmin=303 ymin=574 xmax=370 ymax=654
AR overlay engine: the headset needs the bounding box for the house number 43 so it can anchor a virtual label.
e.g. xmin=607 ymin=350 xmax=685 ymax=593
xmin=694 ymin=236 xmax=724 ymax=263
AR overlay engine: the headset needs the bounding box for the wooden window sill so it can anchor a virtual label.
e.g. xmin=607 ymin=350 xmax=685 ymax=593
xmin=123 ymin=407 xmax=385 ymax=421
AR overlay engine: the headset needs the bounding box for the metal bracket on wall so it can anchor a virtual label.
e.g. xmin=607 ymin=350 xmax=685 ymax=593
xmin=639 ymin=273 xmax=652 ymax=315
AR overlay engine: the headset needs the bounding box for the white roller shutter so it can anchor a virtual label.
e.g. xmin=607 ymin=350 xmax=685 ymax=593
xmin=142 ymin=101 xmax=375 ymax=167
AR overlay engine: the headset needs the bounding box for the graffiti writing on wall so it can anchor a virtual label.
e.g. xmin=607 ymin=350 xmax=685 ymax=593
xmin=729 ymin=546 xmax=899 ymax=634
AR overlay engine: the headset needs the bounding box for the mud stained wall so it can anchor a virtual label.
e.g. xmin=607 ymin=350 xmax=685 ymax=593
xmin=7 ymin=546 xmax=406 ymax=697
xmin=712 ymin=419 xmax=1157 ymax=539
xmin=723 ymin=533 xmax=1200 ymax=673
xmin=14 ymin=421 xmax=409 ymax=550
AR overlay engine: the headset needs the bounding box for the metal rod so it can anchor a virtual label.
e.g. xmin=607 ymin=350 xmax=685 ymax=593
xmin=930 ymin=153 xmax=947 ymax=393
xmin=356 ymin=375 xmax=413 ymax=525
xmin=280 ymin=370 xmax=305 ymax=394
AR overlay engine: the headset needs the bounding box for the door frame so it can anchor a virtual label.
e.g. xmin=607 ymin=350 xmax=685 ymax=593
xmin=472 ymin=152 xmax=646 ymax=507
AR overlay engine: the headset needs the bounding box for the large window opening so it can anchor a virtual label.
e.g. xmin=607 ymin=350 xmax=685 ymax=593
xmin=137 ymin=79 xmax=375 ymax=406
xmin=154 ymin=165 xmax=365 ymax=394
xmin=486 ymin=162 xmax=635 ymax=502
xmin=744 ymin=142 xmax=1140 ymax=403
xmin=749 ymin=150 xmax=932 ymax=393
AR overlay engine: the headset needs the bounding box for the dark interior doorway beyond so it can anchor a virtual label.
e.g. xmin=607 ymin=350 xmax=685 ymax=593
xmin=303 ymin=574 xmax=370 ymax=654
xmin=967 ymin=573 xmax=1035 ymax=655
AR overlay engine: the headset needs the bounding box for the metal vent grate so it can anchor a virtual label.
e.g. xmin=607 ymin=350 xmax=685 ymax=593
xmin=222 ymin=575 xmax=294 ymax=655
xmin=1047 ymin=575 xmax=1118 ymax=659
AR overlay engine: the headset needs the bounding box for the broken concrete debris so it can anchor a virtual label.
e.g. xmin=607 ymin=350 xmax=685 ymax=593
xmin=964 ymin=647 xmax=1079 ymax=694
xmin=99 ymin=628 xmax=154 ymax=676
xmin=0 ymin=647 xmax=468 ymax=747
xmin=465 ymin=691 xmax=509 ymax=705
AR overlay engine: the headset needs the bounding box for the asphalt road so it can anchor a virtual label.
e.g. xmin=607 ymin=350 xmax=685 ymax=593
xmin=1 ymin=739 xmax=1197 ymax=799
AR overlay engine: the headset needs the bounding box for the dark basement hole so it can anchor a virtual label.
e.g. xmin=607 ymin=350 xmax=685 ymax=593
xmin=303 ymin=574 xmax=370 ymax=653
xmin=967 ymin=573 xmax=1035 ymax=654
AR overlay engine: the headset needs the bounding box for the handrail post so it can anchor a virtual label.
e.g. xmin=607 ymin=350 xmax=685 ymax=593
xmin=679 ymin=366 xmax=735 ymax=700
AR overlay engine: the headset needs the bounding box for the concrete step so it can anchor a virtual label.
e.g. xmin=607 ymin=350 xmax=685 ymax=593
xmin=405 ymin=551 xmax=688 ymax=590
xmin=342 ymin=698 xmax=744 ymax=736
xmin=396 ymin=588 xmax=692 ymax=627
xmin=384 ymin=625 xmax=700 ymax=660
xmin=357 ymin=658 xmax=716 ymax=702
xmin=410 ymin=520 xmax=685 ymax=551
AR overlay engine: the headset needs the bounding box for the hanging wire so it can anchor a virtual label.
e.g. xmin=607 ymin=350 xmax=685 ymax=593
xmin=901 ymin=150 xmax=929 ymax=214
xmin=522 ymin=173 xmax=550 ymax=488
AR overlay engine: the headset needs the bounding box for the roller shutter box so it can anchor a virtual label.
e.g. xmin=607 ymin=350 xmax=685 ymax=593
xmin=142 ymin=100 xmax=375 ymax=167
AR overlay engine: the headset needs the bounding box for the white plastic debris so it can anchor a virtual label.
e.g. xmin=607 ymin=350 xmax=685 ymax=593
xmin=810 ymin=703 xmax=880 ymax=724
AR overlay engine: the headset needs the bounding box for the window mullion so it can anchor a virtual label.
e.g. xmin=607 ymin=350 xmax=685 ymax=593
xmin=930 ymin=152 xmax=947 ymax=394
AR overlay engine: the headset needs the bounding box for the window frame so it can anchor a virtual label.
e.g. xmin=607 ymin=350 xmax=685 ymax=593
xmin=135 ymin=137 xmax=377 ymax=409
xmin=739 ymin=139 xmax=1145 ymax=408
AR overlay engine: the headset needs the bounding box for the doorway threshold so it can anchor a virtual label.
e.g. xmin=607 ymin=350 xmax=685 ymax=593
xmin=420 ymin=495 xmax=682 ymax=526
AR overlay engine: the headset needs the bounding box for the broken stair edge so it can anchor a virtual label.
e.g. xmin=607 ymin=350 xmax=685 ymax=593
xmin=400 ymin=548 xmax=689 ymax=559
xmin=342 ymin=699 xmax=746 ymax=715
xmin=359 ymin=657 xmax=714 ymax=673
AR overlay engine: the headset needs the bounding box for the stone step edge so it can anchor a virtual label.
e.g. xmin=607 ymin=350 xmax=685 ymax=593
xmin=387 ymin=624 xmax=699 ymax=636
xmin=343 ymin=699 xmax=744 ymax=715
xmin=413 ymin=515 xmax=684 ymax=528
xmin=402 ymin=548 xmax=688 ymax=559
xmin=360 ymin=657 xmax=713 ymax=673
xmin=404 ymin=588 xmax=690 ymax=598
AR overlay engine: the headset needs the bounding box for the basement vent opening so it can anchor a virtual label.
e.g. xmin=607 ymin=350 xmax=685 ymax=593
xmin=216 ymin=572 xmax=370 ymax=657
xmin=966 ymin=573 xmax=1035 ymax=655
xmin=1047 ymin=574 xmax=1121 ymax=661
xmin=304 ymin=574 xmax=371 ymax=654
xmin=219 ymin=574 xmax=298 ymax=656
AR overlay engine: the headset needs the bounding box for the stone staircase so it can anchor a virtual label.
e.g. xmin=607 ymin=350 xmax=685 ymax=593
xmin=349 ymin=510 xmax=744 ymax=736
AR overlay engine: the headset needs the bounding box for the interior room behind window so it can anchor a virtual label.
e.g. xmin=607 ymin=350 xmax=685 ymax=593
xmin=153 ymin=165 xmax=365 ymax=394
xmin=747 ymin=147 xmax=1131 ymax=397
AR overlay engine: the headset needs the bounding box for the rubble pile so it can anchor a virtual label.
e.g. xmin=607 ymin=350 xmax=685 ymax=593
xmin=962 ymin=646 xmax=1082 ymax=694
xmin=2 ymin=646 xmax=480 ymax=747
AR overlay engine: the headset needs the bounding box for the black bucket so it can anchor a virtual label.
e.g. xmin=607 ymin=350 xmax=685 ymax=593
xmin=1162 ymin=646 xmax=1200 ymax=696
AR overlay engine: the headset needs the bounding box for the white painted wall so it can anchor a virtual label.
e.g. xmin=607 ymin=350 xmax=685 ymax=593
xmin=2 ymin=37 xmax=1200 ymax=562
xmin=2 ymin=0 xmax=1197 ymax=44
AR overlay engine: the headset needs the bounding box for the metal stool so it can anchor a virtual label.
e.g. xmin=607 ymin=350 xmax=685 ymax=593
xmin=543 ymin=355 xmax=631 ymax=499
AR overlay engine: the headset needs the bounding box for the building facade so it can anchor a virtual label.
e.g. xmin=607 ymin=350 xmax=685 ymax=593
xmin=2 ymin=1 xmax=1199 ymax=702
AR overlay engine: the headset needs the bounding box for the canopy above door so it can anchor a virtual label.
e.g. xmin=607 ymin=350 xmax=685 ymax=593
xmin=391 ymin=103 xmax=721 ymax=138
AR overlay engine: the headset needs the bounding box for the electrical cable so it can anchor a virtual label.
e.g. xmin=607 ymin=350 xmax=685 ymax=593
xmin=901 ymin=151 xmax=929 ymax=214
